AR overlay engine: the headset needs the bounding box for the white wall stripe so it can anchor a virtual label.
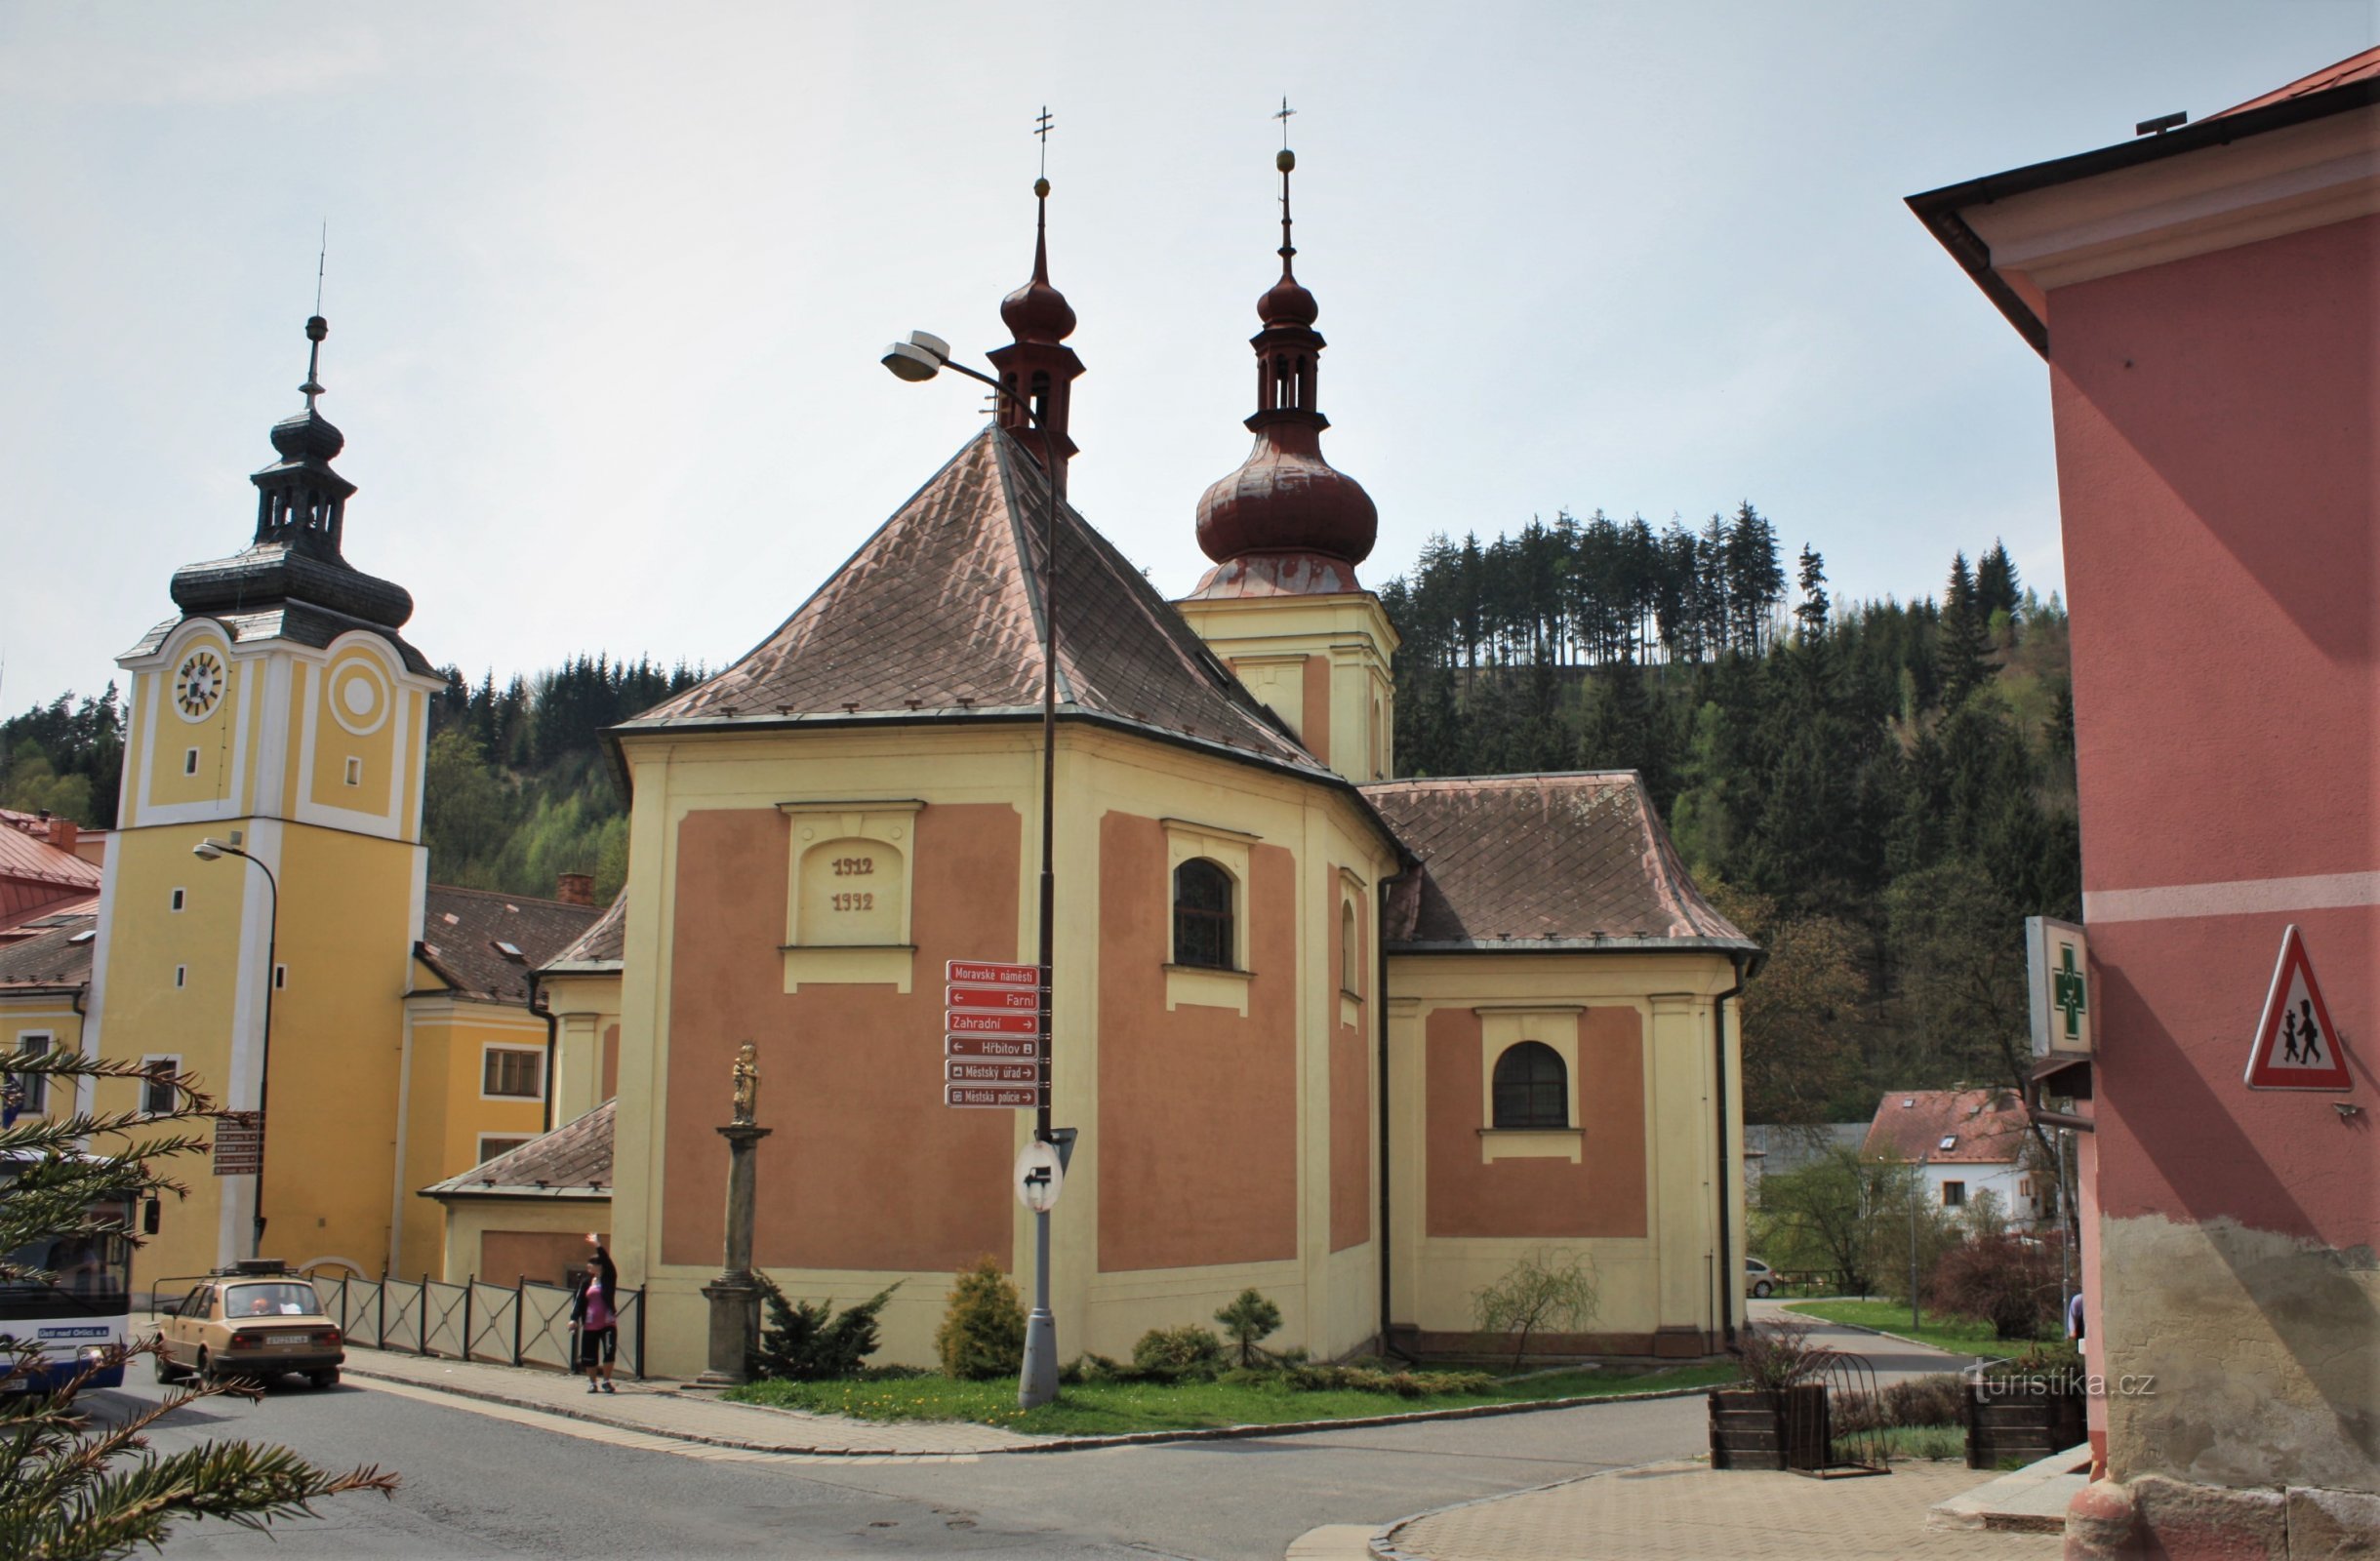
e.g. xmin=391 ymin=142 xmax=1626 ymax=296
xmin=2084 ymin=870 xmax=2380 ymax=924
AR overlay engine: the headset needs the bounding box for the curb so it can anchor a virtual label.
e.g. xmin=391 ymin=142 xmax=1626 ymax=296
xmin=340 ymin=1358 xmax=1721 ymax=1459
xmin=1369 ymin=1457 xmax=1702 ymax=1560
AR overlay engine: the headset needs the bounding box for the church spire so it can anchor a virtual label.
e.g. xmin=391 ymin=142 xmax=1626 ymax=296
xmin=1190 ymin=112 xmax=1377 ymax=597
xmin=251 ymin=313 xmax=356 ymax=551
xmin=987 ymin=107 xmax=1084 ymax=493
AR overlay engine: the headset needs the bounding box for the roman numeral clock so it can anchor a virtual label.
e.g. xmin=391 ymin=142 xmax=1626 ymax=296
xmin=175 ymin=649 xmax=224 ymax=719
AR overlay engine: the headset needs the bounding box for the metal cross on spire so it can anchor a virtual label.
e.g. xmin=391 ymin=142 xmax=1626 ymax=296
xmin=1034 ymin=105 xmax=1054 ymax=179
xmin=302 ymin=223 xmax=329 ymax=414
xmin=1274 ymin=96 xmax=1296 ymax=147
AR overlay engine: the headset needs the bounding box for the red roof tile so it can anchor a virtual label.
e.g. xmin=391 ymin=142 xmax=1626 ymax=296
xmin=1861 ymin=1089 xmax=2031 ymax=1166
xmin=1365 ymin=773 xmax=1752 ymax=951
xmin=2211 ymin=45 xmax=2380 ymax=118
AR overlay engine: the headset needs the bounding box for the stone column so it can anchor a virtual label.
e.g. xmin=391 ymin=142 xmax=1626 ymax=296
xmin=697 ymin=1123 xmax=771 ymax=1386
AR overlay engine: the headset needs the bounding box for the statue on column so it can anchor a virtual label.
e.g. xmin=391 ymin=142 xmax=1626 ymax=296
xmin=731 ymin=1042 xmax=759 ymax=1125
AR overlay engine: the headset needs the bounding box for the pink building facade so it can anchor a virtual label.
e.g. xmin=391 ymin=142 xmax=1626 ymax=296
xmin=1913 ymin=50 xmax=2379 ymax=1552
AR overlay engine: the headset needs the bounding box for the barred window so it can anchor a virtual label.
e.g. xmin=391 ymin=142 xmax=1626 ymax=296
xmin=1491 ymin=1042 xmax=1567 ymax=1130
xmin=1172 ymin=859 xmax=1235 ymax=971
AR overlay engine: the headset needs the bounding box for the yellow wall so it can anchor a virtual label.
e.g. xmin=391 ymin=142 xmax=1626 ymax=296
xmin=438 ymin=1195 xmax=610 ymax=1289
xmin=1175 ymin=591 xmax=1401 ymax=785
xmin=609 ymin=720 xmax=1402 ymax=1377
xmin=540 ymin=970 xmax=622 ymax=1124
xmin=2 ymin=997 xmax=83 ymax=1123
xmin=396 ymin=998 xmax=553 ymax=1277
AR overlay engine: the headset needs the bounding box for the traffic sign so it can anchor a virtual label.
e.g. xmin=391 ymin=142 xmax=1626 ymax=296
xmin=945 ymin=1010 xmax=1040 ymax=1036
xmin=213 ymin=1111 xmax=264 ymax=1177
xmin=946 ymin=1084 xmax=1045 ymax=1109
xmin=948 ymin=960 xmax=1039 ymax=988
xmin=2245 ymin=925 xmax=2350 ymax=1091
xmin=947 ymin=984 xmax=1042 ymax=1012
xmin=947 ymin=1034 xmax=1037 ymax=1060
xmin=1015 ymin=1140 xmax=1065 ymax=1213
xmin=947 ymin=1060 xmax=1044 ymax=1085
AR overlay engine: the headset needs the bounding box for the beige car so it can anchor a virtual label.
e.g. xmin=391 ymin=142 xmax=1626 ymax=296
xmin=152 ymin=1263 xmax=343 ymax=1389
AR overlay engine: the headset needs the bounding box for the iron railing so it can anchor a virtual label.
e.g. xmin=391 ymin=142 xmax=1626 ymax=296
xmin=315 ymin=1271 xmax=645 ymax=1381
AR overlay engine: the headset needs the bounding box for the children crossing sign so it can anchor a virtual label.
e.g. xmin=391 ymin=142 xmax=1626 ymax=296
xmin=2244 ymin=925 xmax=2350 ymax=1091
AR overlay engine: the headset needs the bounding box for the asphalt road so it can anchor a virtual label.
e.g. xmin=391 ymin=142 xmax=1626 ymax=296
xmin=93 ymin=1374 xmax=1711 ymax=1561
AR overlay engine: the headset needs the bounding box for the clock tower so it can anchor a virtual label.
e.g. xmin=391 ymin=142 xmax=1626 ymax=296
xmin=85 ymin=315 xmax=441 ymax=1283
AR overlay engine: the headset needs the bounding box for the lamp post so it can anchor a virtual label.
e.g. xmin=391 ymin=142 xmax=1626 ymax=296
xmin=193 ymin=836 xmax=277 ymax=1259
xmin=883 ymin=331 xmax=1067 ymax=1408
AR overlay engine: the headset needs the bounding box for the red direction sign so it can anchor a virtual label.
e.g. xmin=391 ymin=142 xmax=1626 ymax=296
xmin=947 ymin=1059 xmax=1044 ymax=1086
xmin=947 ymin=984 xmax=1041 ymax=1012
xmin=946 ymin=1083 xmax=1045 ymax=1109
xmin=2245 ymin=925 xmax=2351 ymax=1090
xmin=948 ymin=960 xmax=1038 ymax=988
xmin=947 ymin=1035 xmax=1038 ymax=1060
xmin=945 ymin=1010 xmax=1040 ymax=1036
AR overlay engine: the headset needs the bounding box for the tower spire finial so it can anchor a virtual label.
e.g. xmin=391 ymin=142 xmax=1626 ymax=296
xmin=992 ymin=104 xmax=1084 ymax=489
xmin=1273 ymin=98 xmax=1297 ymax=282
xmin=302 ymin=225 xmax=329 ymax=413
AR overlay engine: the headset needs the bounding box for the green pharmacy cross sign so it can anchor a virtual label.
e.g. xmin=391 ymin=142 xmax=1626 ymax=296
xmin=2028 ymin=917 xmax=2092 ymax=1057
xmin=2053 ymin=944 xmax=2087 ymax=1041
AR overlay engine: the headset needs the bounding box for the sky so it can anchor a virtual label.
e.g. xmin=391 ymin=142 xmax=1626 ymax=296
xmin=3 ymin=2 xmax=2370 ymax=708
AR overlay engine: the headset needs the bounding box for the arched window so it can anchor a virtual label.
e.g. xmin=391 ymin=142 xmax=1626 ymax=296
xmin=1172 ymin=859 xmax=1234 ymax=970
xmin=1492 ymin=1042 xmax=1567 ymax=1130
xmin=1339 ymin=901 xmax=1358 ymax=994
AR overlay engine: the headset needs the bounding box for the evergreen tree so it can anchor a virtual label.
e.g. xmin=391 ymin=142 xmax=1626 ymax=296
xmin=1793 ymin=545 xmax=1830 ymax=639
xmin=1936 ymin=551 xmax=1993 ymax=707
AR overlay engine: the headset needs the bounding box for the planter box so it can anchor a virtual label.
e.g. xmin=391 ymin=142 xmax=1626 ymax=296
xmin=1965 ymin=1379 xmax=2085 ymax=1469
xmin=1710 ymin=1383 xmax=1830 ymax=1471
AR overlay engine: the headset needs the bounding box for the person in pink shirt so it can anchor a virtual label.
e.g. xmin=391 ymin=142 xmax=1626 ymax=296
xmin=573 ymin=1232 xmax=620 ymax=1393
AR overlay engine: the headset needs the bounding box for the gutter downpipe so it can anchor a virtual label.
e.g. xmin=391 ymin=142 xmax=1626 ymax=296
xmin=1375 ymin=869 xmax=1409 ymax=1363
xmin=530 ymin=972 xmax=559 ymax=1134
xmin=1714 ymin=948 xmax=1763 ymax=1352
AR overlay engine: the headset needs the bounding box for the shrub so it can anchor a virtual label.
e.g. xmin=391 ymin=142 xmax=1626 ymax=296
xmin=1834 ymin=1372 xmax=1965 ymax=1433
xmin=1267 ymin=1362 xmax=1501 ymax=1397
xmin=1213 ymin=1289 xmax=1282 ymax=1368
xmin=1471 ymin=1247 xmax=1599 ymax=1370
xmin=1131 ymin=1324 xmax=1224 ymax=1381
xmin=1736 ymin=1317 xmax=1835 ymax=1390
xmin=748 ymin=1274 xmax=899 ymax=1381
xmin=935 ymin=1256 xmax=1026 ymax=1381
xmin=1927 ymin=1232 xmax=2061 ymax=1340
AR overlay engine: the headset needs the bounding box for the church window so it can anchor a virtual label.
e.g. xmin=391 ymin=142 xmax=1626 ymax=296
xmin=1173 ymin=859 xmax=1235 ymax=971
xmin=1491 ymin=1041 xmax=1568 ymax=1130
xmin=482 ymin=1046 xmax=545 ymax=1100
xmin=183 ymin=748 xmax=199 ymax=777
xmin=171 ymin=889 xmax=185 ymax=911
xmin=174 ymin=966 xmax=185 ymax=988
xmin=1340 ymin=900 xmax=1358 ymax=996
xmin=140 ymin=1058 xmax=180 ymax=1116
xmin=344 ymin=757 xmax=362 ymax=786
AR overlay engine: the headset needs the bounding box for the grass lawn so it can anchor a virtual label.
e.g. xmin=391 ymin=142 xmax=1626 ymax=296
xmin=1783 ymin=1299 xmax=2045 ymax=1358
xmin=722 ymin=1362 xmax=1743 ymax=1437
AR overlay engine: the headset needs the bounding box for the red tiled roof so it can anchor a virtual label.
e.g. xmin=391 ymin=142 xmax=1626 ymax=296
xmin=1861 ymin=1089 xmax=2031 ymax=1166
xmin=2211 ymin=45 xmax=2380 ymax=118
xmin=413 ymin=886 xmax=604 ymax=1006
xmin=624 ymin=428 xmax=1325 ymax=779
xmin=1365 ymin=773 xmax=1753 ymax=951
xmin=419 ymin=1099 xmax=614 ymax=1200
xmin=0 ymin=814 xmax=103 ymax=896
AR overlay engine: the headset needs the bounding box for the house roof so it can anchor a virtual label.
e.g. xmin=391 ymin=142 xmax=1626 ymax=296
xmin=0 ymin=913 xmax=98 ymax=991
xmin=539 ymin=894 xmax=625 ymax=975
xmin=619 ymin=428 xmax=1327 ymax=780
xmin=419 ymin=1099 xmax=614 ymax=1201
xmin=2211 ymin=44 xmax=2380 ymax=118
xmin=0 ymin=814 xmax=103 ymax=898
xmin=1365 ymin=773 xmax=1754 ymax=953
xmin=1861 ymin=1089 xmax=2032 ymax=1167
xmin=413 ymin=886 xmax=605 ymax=1006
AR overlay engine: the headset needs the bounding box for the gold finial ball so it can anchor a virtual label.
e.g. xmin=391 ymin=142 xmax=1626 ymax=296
xmin=1276 ymin=148 xmax=1296 ymax=173
xmin=1034 ymin=177 xmax=1051 ymax=198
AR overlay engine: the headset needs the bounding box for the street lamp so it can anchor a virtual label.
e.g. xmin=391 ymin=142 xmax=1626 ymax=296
xmin=881 ymin=329 xmax=1067 ymax=1409
xmin=193 ymin=836 xmax=276 ymax=1259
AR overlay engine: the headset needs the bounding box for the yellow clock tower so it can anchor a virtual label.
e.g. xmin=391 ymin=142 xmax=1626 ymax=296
xmin=86 ymin=315 xmax=441 ymax=1286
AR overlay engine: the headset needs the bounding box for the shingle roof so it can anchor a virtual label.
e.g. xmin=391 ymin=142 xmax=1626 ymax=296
xmin=414 ymin=886 xmax=605 ymax=1006
xmin=621 ymin=428 xmax=1325 ymax=780
xmin=419 ymin=1099 xmax=614 ymax=1200
xmin=2212 ymin=45 xmax=2380 ymax=118
xmin=539 ymin=894 xmax=625 ymax=974
xmin=1861 ymin=1089 xmax=2032 ymax=1166
xmin=0 ymin=914 xmax=98 ymax=990
xmin=1365 ymin=773 xmax=1754 ymax=952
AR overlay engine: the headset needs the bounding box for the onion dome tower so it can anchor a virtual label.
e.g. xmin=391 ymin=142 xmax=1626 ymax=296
xmin=1188 ymin=140 xmax=1378 ymax=598
xmin=986 ymin=177 xmax=1085 ymax=494
xmin=1177 ymin=127 xmax=1400 ymax=785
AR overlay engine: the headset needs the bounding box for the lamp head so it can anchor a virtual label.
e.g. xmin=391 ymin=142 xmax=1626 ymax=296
xmin=192 ymin=839 xmax=226 ymax=861
xmin=880 ymin=331 xmax=952 ymax=383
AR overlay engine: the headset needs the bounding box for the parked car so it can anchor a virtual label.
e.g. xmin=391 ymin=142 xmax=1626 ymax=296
xmin=1746 ymin=1258 xmax=1777 ymax=1299
xmin=151 ymin=1261 xmax=343 ymax=1388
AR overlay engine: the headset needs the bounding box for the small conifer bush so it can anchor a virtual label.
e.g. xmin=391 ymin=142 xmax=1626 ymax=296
xmin=1130 ymin=1323 xmax=1224 ymax=1381
xmin=1212 ymin=1288 xmax=1282 ymax=1368
xmin=935 ymin=1256 xmax=1026 ymax=1381
xmin=748 ymin=1274 xmax=899 ymax=1381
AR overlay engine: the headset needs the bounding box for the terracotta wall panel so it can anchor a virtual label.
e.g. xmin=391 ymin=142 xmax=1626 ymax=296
xmin=662 ymin=804 xmax=1018 ymax=1272
xmin=1425 ymin=1005 xmax=1647 ymax=1239
xmin=1330 ymin=878 xmax=1369 ymax=1252
xmin=1098 ymin=814 xmax=1299 ymax=1271
xmin=1301 ymin=656 xmax=1331 ymax=766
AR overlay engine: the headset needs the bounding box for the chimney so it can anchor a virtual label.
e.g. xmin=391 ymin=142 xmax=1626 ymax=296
xmin=45 ymin=818 xmax=78 ymax=855
xmin=555 ymin=872 xmax=594 ymax=907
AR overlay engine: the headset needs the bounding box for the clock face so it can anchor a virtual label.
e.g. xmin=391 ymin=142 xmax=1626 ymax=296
xmin=174 ymin=650 xmax=225 ymax=720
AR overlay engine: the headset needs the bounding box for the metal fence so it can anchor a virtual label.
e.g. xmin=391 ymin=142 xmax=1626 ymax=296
xmin=313 ymin=1271 xmax=645 ymax=1381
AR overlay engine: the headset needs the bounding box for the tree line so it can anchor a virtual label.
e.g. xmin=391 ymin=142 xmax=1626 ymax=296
xmin=1378 ymin=518 xmax=2075 ymax=1125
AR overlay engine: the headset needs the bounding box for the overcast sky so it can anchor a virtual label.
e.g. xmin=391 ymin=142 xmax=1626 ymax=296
xmin=3 ymin=2 xmax=2368 ymax=707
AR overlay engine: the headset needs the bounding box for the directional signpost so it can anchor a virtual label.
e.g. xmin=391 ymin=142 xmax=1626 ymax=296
xmin=944 ymin=960 xmax=1047 ymax=1111
xmin=213 ymin=1112 xmax=263 ymax=1178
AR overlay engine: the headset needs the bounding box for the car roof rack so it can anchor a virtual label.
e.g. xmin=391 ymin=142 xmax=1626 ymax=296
xmin=215 ymin=1259 xmax=290 ymax=1276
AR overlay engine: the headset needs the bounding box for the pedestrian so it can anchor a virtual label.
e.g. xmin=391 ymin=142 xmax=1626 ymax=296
xmin=574 ymin=1233 xmax=619 ymax=1393
xmin=2066 ymin=1290 xmax=2085 ymax=1342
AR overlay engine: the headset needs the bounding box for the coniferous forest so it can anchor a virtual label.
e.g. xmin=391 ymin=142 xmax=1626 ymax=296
xmin=2 ymin=506 xmax=2077 ymax=1125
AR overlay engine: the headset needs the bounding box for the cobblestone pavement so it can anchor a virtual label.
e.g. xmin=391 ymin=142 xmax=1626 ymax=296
xmin=1380 ymin=1461 xmax=2064 ymax=1561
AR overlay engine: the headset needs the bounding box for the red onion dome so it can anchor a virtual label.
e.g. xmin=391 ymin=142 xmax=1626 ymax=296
xmin=1195 ymin=421 xmax=1377 ymax=566
xmin=1000 ymin=176 xmax=1076 ymax=344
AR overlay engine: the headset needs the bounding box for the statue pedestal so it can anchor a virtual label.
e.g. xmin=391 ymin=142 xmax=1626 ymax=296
xmin=696 ymin=1122 xmax=771 ymax=1386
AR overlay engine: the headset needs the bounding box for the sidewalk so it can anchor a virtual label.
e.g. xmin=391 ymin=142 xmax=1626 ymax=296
xmin=1375 ymin=1461 xmax=2065 ymax=1561
xmin=338 ymin=1346 xmax=1038 ymax=1457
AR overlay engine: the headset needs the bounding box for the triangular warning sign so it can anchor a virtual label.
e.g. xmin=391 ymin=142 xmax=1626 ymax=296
xmin=2244 ymin=925 xmax=2351 ymax=1091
